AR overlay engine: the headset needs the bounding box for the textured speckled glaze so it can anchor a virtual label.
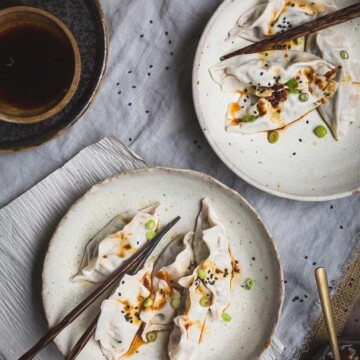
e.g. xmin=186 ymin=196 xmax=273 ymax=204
xmin=193 ymin=0 xmax=360 ymax=201
xmin=0 ymin=0 xmax=108 ymax=151
xmin=42 ymin=167 xmax=284 ymax=360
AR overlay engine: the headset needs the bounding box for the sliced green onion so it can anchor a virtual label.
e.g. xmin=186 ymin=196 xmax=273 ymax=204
xmin=286 ymin=78 xmax=298 ymax=89
xmin=314 ymin=125 xmax=328 ymax=138
xmin=245 ymin=278 xmax=255 ymax=290
xmin=200 ymin=296 xmax=212 ymax=307
xmin=289 ymin=88 xmax=301 ymax=94
xmin=145 ymin=219 xmax=156 ymax=230
xmin=197 ymin=268 xmax=206 ymax=280
xmin=340 ymin=50 xmax=349 ymax=60
xmin=142 ymin=297 xmax=153 ymax=308
xmin=146 ymin=231 xmax=157 ymax=241
xmin=294 ymin=37 xmax=304 ymax=45
xmin=299 ymin=93 xmax=309 ymax=102
xmin=242 ymin=113 xmax=257 ymax=123
xmin=146 ymin=331 xmax=157 ymax=342
xmin=221 ymin=312 xmax=232 ymax=322
xmin=171 ymin=297 xmax=181 ymax=310
xmin=268 ymin=131 xmax=279 ymax=144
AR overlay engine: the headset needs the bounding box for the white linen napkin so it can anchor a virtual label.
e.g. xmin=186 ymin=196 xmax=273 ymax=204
xmin=0 ymin=136 xmax=284 ymax=360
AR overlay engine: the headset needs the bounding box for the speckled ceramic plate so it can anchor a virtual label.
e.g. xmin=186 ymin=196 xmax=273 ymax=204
xmin=42 ymin=167 xmax=283 ymax=360
xmin=0 ymin=0 xmax=108 ymax=152
xmin=193 ymin=0 xmax=360 ymax=201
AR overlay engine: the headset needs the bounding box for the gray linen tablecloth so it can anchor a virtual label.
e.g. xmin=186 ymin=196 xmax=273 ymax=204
xmin=0 ymin=0 xmax=359 ymax=359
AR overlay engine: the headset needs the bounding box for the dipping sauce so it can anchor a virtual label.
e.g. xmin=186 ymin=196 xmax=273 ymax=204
xmin=0 ymin=23 xmax=75 ymax=114
xmin=324 ymin=345 xmax=360 ymax=360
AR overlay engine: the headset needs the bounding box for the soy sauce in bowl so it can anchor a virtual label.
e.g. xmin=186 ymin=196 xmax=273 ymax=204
xmin=0 ymin=6 xmax=81 ymax=124
xmin=0 ymin=23 xmax=74 ymax=115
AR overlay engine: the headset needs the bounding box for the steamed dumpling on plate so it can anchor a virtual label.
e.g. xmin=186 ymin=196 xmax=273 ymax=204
xmin=210 ymin=51 xmax=337 ymax=133
xmin=140 ymin=232 xmax=194 ymax=341
xmin=168 ymin=199 xmax=236 ymax=359
xmin=72 ymin=204 xmax=160 ymax=283
xmin=228 ymin=0 xmax=336 ymax=43
xmin=95 ymin=262 xmax=153 ymax=360
xmin=307 ymin=30 xmax=360 ymax=140
xmin=168 ymin=268 xmax=211 ymax=360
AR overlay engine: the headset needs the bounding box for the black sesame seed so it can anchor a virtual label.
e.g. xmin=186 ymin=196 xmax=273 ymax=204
xmin=128 ymin=103 xmax=132 ymax=106
xmin=313 ymin=262 xmax=317 ymax=266
xmin=128 ymin=138 xmax=132 ymax=142
xmin=116 ymin=82 xmax=120 ymax=86
xmin=150 ymin=20 xmax=153 ymax=24
xmin=340 ymin=225 xmax=344 ymax=229
xmin=260 ymin=72 xmax=264 ymax=76
xmin=128 ymin=70 xmax=132 ymax=74
xmin=330 ymin=205 xmax=333 ymax=209
xmin=132 ymin=85 xmax=136 ymax=89
xmin=118 ymin=292 xmax=122 ymax=296
xmin=165 ymin=66 xmax=169 ymax=70
xmin=140 ymin=34 xmax=144 ymax=38
xmin=118 ymin=91 xmax=121 ymax=95
xmin=252 ymin=257 xmax=256 ymax=261
xmin=122 ymin=281 xmax=125 ymax=284
xmin=147 ymin=72 xmax=151 ymax=76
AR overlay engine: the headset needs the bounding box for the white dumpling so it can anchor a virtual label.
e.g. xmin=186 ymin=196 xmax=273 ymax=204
xmin=72 ymin=204 xmax=160 ymax=283
xmin=307 ymin=30 xmax=360 ymax=140
xmin=193 ymin=198 xmax=226 ymax=264
xmin=210 ymin=51 xmax=338 ymax=133
xmin=168 ymin=200 xmax=234 ymax=359
xmin=141 ymin=232 xmax=194 ymax=341
xmin=229 ymin=0 xmax=336 ymax=43
xmin=168 ymin=270 xmax=211 ymax=360
xmin=95 ymin=262 xmax=153 ymax=360
xmin=201 ymin=226 xmax=232 ymax=319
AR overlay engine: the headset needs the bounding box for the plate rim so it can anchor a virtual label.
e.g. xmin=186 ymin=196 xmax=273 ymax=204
xmin=41 ymin=166 xmax=284 ymax=359
xmin=0 ymin=0 xmax=109 ymax=153
xmin=192 ymin=0 xmax=360 ymax=202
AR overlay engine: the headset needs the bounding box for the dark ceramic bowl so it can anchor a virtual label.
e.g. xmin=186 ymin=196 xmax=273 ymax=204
xmin=0 ymin=0 xmax=108 ymax=151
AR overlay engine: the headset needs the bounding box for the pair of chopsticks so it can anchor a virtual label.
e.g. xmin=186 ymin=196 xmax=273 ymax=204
xmin=220 ymin=3 xmax=360 ymax=60
xmin=19 ymin=216 xmax=181 ymax=360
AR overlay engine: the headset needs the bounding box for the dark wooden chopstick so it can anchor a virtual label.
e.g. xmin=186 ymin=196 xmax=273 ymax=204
xmin=19 ymin=216 xmax=180 ymax=360
xmin=67 ymin=256 xmax=149 ymax=359
xmin=220 ymin=3 xmax=360 ymax=60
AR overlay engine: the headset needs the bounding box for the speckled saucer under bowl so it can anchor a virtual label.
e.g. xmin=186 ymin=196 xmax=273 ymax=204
xmin=0 ymin=0 xmax=108 ymax=152
xmin=193 ymin=0 xmax=360 ymax=201
xmin=42 ymin=167 xmax=284 ymax=360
